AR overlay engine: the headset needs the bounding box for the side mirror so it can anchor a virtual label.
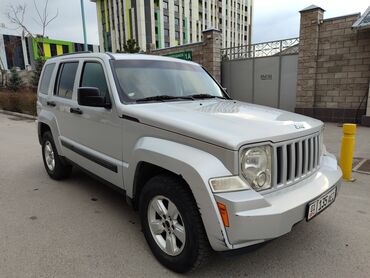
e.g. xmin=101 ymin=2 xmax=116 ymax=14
xmin=77 ymin=87 xmax=111 ymax=109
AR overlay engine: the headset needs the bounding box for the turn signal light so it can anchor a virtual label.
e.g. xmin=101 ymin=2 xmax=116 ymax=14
xmin=217 ymin=202 xmax=229 ymax=227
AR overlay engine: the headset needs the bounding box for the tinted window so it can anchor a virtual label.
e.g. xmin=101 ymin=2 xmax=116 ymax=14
xmin=80 ymin=62 xmax=109 ymax=98
xmin=39 ymin=63 xmax=55 ymax=94
xmin=55 ymin=62 xmax=78 ymax=99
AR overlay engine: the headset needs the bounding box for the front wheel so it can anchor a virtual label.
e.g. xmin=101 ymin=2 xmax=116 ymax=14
xmin=139 ymin=174 xmax=211 ymax=273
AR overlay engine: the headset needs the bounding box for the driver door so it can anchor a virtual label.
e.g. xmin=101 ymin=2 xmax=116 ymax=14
xmin=62 ymin=59 xmax=123 ymax=188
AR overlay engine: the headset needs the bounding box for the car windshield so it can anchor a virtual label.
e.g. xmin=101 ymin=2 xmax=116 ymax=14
xmin=111 ymin=59 xmax=226 ymax=103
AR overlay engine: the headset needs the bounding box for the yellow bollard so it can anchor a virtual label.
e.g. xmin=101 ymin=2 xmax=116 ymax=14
xmin=339 ymin=123 xmax=356 ymax=181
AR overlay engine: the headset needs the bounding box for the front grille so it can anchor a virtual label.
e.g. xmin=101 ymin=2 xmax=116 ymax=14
xmin=274 ymin=132 xmax=321 ymax=188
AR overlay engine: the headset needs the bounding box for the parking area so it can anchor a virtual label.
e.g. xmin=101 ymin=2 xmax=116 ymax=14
xmin=0 ymin=112 xmax=369 ymax=278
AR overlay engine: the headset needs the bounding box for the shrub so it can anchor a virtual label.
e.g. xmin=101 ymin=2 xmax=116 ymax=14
xmin=7 ymin=67 xmax=23 ymax=91
xmin=0 ymin=89 xmax=37 ymax=115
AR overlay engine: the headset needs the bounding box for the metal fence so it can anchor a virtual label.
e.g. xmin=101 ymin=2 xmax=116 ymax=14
xmin=221 ymin=38 xmax=299 ymax=60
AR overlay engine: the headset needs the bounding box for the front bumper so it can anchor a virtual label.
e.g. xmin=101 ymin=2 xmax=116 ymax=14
xmin=213 ymin=154 xmax=342 ymax=250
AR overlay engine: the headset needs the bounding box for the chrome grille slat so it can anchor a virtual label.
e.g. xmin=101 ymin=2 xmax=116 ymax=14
xmin=303 ymin=139 xmax=308 ymax=174
xmin=309 ymin=138 xmax=314 ymax=171
xmin=274 ymin=132 xmax=321 ymax=188
xmin=282 ymin=145 xmax=287 ymax=185
xmin=288 ymin=144 xmax=295 ymax=182
xmin=297 ymin=141 xmax=302 ymax=178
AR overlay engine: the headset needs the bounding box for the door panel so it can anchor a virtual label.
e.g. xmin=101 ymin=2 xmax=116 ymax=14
xmin=63 ymin=59 xmax=123 ymax=188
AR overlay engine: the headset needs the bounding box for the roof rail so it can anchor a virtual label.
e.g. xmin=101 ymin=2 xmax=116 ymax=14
xmin=55 ymin=51 xmax=92 ymax=58
xmin=105 ymin=52 xmax=116 ymax=60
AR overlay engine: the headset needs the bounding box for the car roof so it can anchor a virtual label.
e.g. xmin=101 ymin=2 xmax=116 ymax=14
xmin=45 ymin=52 xmax=200 ymax=67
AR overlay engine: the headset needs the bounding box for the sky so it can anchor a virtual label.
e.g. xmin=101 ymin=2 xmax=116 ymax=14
xmin=0 ymin=0 xmax=369 ymax=45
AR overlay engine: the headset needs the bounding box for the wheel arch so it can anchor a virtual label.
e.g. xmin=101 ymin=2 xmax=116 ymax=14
xmin=127 ymin=137 xmax=233 ymax=251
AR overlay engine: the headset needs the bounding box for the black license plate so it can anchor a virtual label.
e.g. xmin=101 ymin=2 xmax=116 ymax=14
xmin=306 ymin=187 xmax=336 ymax=221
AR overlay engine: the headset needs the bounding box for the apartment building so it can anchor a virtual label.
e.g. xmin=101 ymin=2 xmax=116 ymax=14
xmin=91 ymin=0 xmax=253 ymax=52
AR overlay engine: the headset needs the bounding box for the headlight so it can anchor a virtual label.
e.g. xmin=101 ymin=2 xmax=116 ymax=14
xmin=240 ymin=145 xmax=272 ymax=191
xmin=209 ymin=176 xmax=250 ymax=193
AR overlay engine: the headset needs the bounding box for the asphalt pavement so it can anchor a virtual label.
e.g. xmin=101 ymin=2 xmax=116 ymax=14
xmin=0 ymin=113 xmax=369 ymax=278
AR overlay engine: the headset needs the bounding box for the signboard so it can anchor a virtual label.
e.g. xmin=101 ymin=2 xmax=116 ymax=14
xmin=260 ymin=74 xmax=273 ymax=80
xmin=164 ymin=51 xmax=192 ymax=61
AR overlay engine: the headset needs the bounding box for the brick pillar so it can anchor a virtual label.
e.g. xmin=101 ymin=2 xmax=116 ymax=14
xmin=296 ymin=5 xmax=325 ymax=115
xmin=202 ymin=29 xmax=222 ymax=82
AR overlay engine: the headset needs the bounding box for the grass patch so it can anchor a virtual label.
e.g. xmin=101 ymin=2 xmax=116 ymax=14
xmin=0 ymin=88 xmax=37 ymax=116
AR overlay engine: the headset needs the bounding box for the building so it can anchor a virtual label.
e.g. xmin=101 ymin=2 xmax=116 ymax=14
xmin=91 ymin=0 xmax=253 ymax=52
xmin=0 ymin=33 xmax=100 ymax=71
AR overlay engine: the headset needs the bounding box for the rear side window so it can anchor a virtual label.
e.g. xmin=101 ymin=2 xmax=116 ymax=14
xmin=39 ymin=63 xmax=55 ymax=94
xmin=80 ymin=62 xmax=109 ymax=98
xmin=55 ymin=62 xmax=78 ymax=99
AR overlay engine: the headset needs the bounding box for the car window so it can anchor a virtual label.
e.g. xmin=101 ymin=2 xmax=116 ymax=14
xmin=111 ymin=60 xmax=224 ymax=102
xmin=55 ymin=62 xmax=78 ymax=99
xmin=39 ymin=63 xmax=55 ymax=95
xmin=80 ymin=62 xmax=109 ymax=98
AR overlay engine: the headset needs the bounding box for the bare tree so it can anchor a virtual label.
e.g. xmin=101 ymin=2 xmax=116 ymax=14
xmin=6 ymin=1 xmax=58 ymax=57
xmin=32 ymin=0 xmax=58 ymax=38
xmin=6 ymin=1 xmax=58 ymax=88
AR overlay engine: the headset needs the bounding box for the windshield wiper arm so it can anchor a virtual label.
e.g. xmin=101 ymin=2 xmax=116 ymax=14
xmin=136 ymin=95 xmax=193 ymax=102
xmin=185 ymin=93 xmax=226 ymax=99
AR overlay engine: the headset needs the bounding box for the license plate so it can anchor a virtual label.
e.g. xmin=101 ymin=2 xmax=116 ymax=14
xmin=306 ymin=187 xmax=336 ymax=221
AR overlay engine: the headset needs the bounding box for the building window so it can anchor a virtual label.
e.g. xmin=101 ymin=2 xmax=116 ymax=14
xmin=50 ymin=44 xmax=57 ymax=56
xmin=175 ymin=18 xmax=179 ymax=25
xmin=164 ymin=15 xmax=169 ymax=22
xmin=175 ymin=31 xmax=180 ymax=39
xmin=164 ymin=29 xmax=169 ymax=36
xmin=174 ymin=5 xmax=179 ymax=13
xmin=163 ymin=1 xmax=168 ymax=9
xmin=62 ymin=45 xmax=69 ymax=54
xmin=165 ymin=42 xmax=170 ymax=47
xmin=156 ymin=41 xmax=159 ymax=48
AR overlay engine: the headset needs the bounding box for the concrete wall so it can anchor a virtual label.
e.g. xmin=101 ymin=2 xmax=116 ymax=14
xmin=296 ymin=6 xmax=370 ymax=123
xmin=222 ymin=54 xmax=298 ymax=112
xmin=149 ymin=29 xmax=222 ymax=82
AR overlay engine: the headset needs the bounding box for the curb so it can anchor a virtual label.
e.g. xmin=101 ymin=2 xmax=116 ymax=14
xmin=0 ymin=109 xmax=37 ymax=120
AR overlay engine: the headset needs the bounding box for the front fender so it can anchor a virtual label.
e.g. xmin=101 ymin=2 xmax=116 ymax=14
xmin=127 ymin=137 xmax=233 ymax=251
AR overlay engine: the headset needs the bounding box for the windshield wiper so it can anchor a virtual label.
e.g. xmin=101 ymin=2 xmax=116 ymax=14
xmin=136 ymin=95 xmax=193 ymax=102
xmin=185 ymin=93 xmax=226 ymax=99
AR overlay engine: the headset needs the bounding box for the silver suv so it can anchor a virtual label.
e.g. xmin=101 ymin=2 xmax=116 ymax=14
xmin=37 ymin=52 xmax=342 ymax=272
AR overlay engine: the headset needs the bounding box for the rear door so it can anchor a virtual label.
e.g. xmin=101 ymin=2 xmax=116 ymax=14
xmin=50 ymin=61 xmax=80 ymax=152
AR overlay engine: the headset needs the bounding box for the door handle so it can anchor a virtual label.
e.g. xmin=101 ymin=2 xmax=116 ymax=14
xmin=70 ymin=107 xmax=83 ymax=115
xmin=46 ymin=101 xmax=56 ymax=107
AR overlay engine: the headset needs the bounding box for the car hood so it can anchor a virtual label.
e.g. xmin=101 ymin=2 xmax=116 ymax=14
xmin=122 ymin=99 xmax=323 ymax=150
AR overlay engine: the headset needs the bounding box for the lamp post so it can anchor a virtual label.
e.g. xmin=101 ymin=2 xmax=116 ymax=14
xmin=80 ymin=0 xmax=88 ymax=51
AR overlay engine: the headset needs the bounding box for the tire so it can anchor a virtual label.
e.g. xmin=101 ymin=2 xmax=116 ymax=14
xmin=41 ymin=131 xmax=72 ymax=180
xmin=139 ymin=174 xmax=211 ymax=273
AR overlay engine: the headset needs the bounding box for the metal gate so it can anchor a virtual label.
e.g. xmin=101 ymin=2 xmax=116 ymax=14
xmin=221 ymin=38 xmax=299 ymax=112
